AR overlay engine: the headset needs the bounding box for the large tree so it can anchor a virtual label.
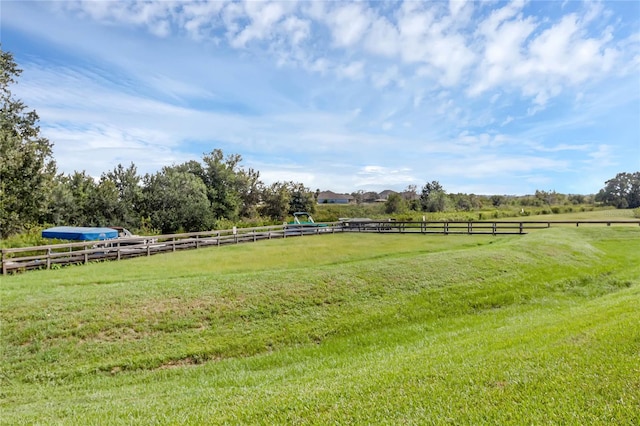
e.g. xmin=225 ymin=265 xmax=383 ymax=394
xmin=236 ymin=167 xmax=262 ymax=219
xmin=200 ymin=150 xmax=244 ymax=221
xmin=385 ymin=192 xmax=406 ymax=214
xmin=104 ymin=163 xmax=143 ymax=229
xmin=45 ymin=171 xmax=97 ymax=226
xmin=420 ymin=181 xmax=448 ymax=212
xmin=595 ymin=172 xmax=640 ymax=209
xmin=142 ymin=167 xmax=213 ymax=234
xmin=0 ymin=47 xmax=56 ymax=237
xmin=259 ymin=182 xmax=291 ymax=221
xmin=287 ymin=182 xmax=316 ymax=215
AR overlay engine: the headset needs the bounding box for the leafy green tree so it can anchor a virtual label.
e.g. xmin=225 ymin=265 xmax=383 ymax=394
xmin=595 ymin=172 xmax=640 ymax=208
xmin=259 ymin=182 xmax=291 ymax=221
xmin=67 ymin=171 xmax=98 ymax=225
xmin=490 ymin=195 xmax=505 ymax=207
xmin=237 ymin=167 xmax=262 ymax=219
xmin=44 ymin=171 xmax=97 ymax=227
xmin=142 ymin=167 xmax=213 ymax=233
xmin=47 ymin=170 xmax=120 ymax=227
xmin=568 ymin=194 xmax=586 ymax=205
xmin=420 ymin=181 xmax=448 ymax=212
xmin=0 ymin=47 xmax=56 ymax=237
xmin=385 ymin=192 xmax=405 ymax=214
xmin=287 ymin=182 xmax=316 ymax=215
xmin=534 ymin=189 xmax=564 ymax=206
xmin=200 ymin=150 xmax=244 ymax=221
xmin=44 ymin=174 xmax=76 ymax=226
xmin=173 ymin=152 xmax=263 ymax=221
xmin=104 ymin=163 xmax=143 ymax=229
xmin=402 ymin=185 xmax=421 ymax=210
xmin=86 ymin=178 xmax=122 ymax=226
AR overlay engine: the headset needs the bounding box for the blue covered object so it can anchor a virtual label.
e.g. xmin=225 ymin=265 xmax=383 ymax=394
xmin=42 ymin=226 xmax=118 ymax=241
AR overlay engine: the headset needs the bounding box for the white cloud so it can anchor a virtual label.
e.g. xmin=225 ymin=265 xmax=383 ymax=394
xmin=471 ymin=2 xmax=625 ymax=108
xmin=327 ymin=3 xmax=372 ymax=48
xmin=470 ymin=16 xmax=536 ymax=95
xmin=229 ymin=1 xmax=287 ymax=48
xmin=181 ymin=1 xmax=227 ymax=40
xmin=449 ymin=0 xmax=468 ymax=19
xmin=395 ymin=2 xmax=475 ymax=86
xmin=63 ymin=0 xmax=176 ymax=36
xmin=281 ymin=16 xmax=311 ymax=45
xmin=364 ymin=16 xmax=400 ymax=57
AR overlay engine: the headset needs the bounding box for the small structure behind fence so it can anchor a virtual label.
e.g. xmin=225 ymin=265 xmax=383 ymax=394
xmin=2 ymin=220 xmax=639 ymax=274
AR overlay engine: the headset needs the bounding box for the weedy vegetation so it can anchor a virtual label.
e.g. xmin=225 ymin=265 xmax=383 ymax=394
xmin=1 ymin=214 xmax=639 ymax=424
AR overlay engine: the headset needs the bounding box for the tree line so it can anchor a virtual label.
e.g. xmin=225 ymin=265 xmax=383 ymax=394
xmin=377 ymin=184 xmax=613 ymax=216
xmin=2 ymin=47 xmax=638 ymax=239
xmin=43 ymin=153 xmax=316 ymax=235
xmin=1 ymin=48 xmax=316 ymax=238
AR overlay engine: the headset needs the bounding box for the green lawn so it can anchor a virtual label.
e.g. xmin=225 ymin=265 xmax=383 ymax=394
xmin=1 ymin=223 xmax=639 ymax=424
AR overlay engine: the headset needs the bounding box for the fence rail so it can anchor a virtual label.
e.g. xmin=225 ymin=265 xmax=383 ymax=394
xmin=2 ymin=220 xmax=639 ymax=274
xmin=340 ymin=219 xmax=640 ymax=234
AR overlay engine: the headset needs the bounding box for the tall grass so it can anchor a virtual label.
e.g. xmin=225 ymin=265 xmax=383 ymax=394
xmin=1 ymin=223 xmax=638 ymax=424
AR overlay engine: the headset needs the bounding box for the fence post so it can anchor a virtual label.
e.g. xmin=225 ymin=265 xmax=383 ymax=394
xmin=519 ymin=222 xmax=523 ymax=234
xmin=2 ymin=250 xmax=6 ymax=275
xmin=84 ymin=244 xmax=88 ymax=264
xmin=117 ymin=242 xmax=121 ymax=261
xmin=47 ymin=248 xmax=51 ymax=269
xmin=492 ymin=223 xmax=496 ymax=236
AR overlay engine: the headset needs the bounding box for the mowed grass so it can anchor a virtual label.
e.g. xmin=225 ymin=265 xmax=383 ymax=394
xmin=1 ymin=224 xmax=639 ymax=424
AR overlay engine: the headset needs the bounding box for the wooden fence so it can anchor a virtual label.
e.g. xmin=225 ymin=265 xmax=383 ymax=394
xmin=2 ymin=220 xmax=639 ymax=274
xmin=340 ymin=219 xmax=640 ymax=234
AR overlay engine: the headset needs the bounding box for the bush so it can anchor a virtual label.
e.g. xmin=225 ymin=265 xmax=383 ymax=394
xmin=0 ymin=224 xmax=57 ymax=249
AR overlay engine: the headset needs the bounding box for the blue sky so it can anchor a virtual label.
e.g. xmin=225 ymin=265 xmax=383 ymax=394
xmin=2 ymin=0 xmax=639 ymax=195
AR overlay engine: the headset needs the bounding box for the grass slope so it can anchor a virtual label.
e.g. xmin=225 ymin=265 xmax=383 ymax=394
xmin=1 ymin=226 xmax=639 ymax=424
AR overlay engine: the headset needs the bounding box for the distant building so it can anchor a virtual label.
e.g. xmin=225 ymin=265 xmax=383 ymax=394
xmin=376 ymin=189 xmax=397 ymax=202
xmin=317 ymin=191 xmax=354 ymax=204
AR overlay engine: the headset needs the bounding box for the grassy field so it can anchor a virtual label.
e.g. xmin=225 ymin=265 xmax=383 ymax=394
xmin=1 ymin=215 xmax=639 ymax=424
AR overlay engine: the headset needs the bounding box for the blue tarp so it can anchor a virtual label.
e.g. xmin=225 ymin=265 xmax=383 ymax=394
xmin=42 ymin=226 xmax=118 ymax=241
